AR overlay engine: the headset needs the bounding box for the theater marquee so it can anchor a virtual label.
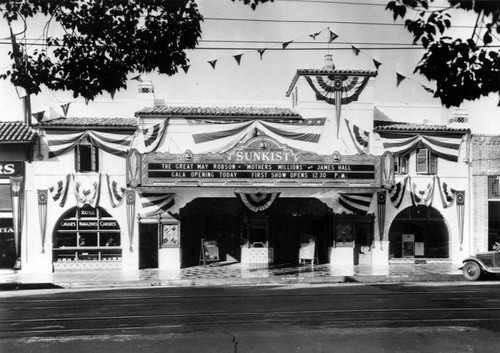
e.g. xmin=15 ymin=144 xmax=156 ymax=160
xmin=127 ymin=136 xmax=394 ymax=189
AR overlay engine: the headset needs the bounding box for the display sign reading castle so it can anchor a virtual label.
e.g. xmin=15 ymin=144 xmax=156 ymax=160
xmin=127 ymin=136 xmax=394 ymax=189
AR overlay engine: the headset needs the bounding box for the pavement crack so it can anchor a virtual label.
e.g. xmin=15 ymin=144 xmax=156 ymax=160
xmin=225 ymin=331 xmax=238 ymax=353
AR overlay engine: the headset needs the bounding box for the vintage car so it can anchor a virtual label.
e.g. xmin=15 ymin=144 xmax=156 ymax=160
xmin=461 ymin=244 xmax=500 ymax=281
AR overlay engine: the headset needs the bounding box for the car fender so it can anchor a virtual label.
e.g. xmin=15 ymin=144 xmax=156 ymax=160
xmin=460 ymin=257 xmax=491 ymax=273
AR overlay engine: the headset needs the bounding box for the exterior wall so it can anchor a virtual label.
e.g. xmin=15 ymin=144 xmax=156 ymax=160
xmin=471 ymin=135 xmax=500 ymax=253
xmin=21 ymin=132 xmax=135 ymax=273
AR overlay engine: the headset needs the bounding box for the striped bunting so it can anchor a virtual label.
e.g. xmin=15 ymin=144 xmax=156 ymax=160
xmin=235 ymin=192 xmax=280 ymax=212
xmin=188 ymin=118 xmax=325 ymax=152
xmin=49 ymin=174 xmax=71 ymax=207
xmin=45 ymin=130 xmax=133 ymax=158
xmin=338 ymin=193 xmax=373 ymax=216
xmin=139 ymin=120 xmax=168 ymax=153
xmin=345 ymin=119 xmax=369 ymax=154
xmin=377 ymin=131 xmax=465 ymax=162
xmin=139 ymin=193 xmax=175 ymax=217
xmin=106 ymin=174 xmax=126 ymax=208
xmin=305 ymin=75 xmax=370 ymax=106
xmin=388 ymin=176 xmax=408 ymax=208
xmin=436 ymin=176 xmax=456 ymax=208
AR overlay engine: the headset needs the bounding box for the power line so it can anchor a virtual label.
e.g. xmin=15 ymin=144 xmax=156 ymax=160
xmin=203 ymin=17 xmax=476 ymax=28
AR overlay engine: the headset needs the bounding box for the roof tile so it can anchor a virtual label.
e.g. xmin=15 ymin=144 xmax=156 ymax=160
xmin=36 ymin=117 xmax=137 ymax=128
xmin=135 ymin=106 xmax=301 ymax=119
xmin=374 ymin=123 xmax=469 ymax=133
xmin=0 ymin=121 xmax=37 ymax=143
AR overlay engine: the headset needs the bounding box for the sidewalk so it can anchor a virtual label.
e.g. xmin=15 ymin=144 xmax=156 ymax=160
xmin=0 ymin=262 xmax=465 ymax=291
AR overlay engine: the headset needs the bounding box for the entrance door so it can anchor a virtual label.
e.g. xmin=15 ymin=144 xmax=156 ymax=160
xmin=139 ymin=223 xmax=158 ymax=269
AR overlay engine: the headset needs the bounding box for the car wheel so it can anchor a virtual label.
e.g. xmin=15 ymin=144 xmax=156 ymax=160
xmin=463 ymin=261 xmax=482 ymax=281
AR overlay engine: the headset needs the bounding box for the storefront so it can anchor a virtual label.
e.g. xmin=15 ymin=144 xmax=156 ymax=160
xmin=0 ymin=121 xmax=36 ymax=270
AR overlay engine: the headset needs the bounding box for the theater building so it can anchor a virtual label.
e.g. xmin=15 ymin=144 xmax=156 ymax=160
xmin=17 ymin=55 xmax=474 ymax=273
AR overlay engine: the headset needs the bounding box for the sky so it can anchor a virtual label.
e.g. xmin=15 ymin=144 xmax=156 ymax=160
xmin=0 ymin=0 xmax=498 ymax=132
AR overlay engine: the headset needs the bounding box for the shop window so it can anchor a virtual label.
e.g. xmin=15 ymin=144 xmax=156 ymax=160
xmin=0 ymin=184 xmax=12 ymax=210
xmin=75 ymin=139 xmax=98 ymax=172
xmin=394 ymin=155 xmax=409 ymax=174
xmin=53 ymin=206 xmax=121 ymax=262
xmin=416 ymin=148 xmax=437 ymax=175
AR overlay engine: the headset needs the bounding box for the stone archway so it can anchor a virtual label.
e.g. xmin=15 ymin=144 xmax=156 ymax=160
xmin=388 ymin=205 xmax=449 ymax=259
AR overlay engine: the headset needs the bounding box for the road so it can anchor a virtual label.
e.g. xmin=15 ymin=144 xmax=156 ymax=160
xmin=1 ymin=282 xmax=500 ymax=352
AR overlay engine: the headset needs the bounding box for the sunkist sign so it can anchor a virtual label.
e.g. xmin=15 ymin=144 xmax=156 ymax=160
xmin=127 ymin=136 xmax=393 ymax=189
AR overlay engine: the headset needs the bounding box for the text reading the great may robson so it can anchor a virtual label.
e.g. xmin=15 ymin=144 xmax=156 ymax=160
xmin=147 ymin=163 xmax=375 ymax=180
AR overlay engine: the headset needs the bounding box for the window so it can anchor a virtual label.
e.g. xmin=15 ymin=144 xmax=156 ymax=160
xmin=394 ymin=155 xmax=409 ymax=174
xmin=0 ymin=184 xmax=12 ymax=211
xmin=53 ymin=206 xmax=122 ymax=262
xmin=75 ymin=139 xmax=98 ymax=172
xmin=488 ymin=176 xmax=500 ymax=250
xmin=416 ymin=148 xmax=437 ymax=175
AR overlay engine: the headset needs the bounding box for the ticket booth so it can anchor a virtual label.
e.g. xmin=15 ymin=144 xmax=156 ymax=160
xmin=240 ymin=214 xmax=274 ymax=267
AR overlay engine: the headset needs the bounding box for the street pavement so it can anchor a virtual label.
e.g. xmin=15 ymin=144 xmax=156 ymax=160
xmin=0 ymin=261 xmax=468 ymax=292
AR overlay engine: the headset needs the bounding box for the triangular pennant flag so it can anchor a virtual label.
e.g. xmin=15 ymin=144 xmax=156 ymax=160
xmin=309 ymin=31 xmax=321 ymax=40
xmin=182 ymin=65 xmax=190 ymax=74
xmin=282 ymin=41 xmax=293 ymax=50
xmin=209 ymin=60 xmax=217 ymax=69
xmin=396 ymin=73 xmax=406 ymax=87
xmin=234 ymin=54 xmax=242 ymax=66
xmin=328 ymin=30 xmax=339 ymax=43
xmin=32 ymin=111 xmax=45 ymax=123
xmin=61 ymin=103 xmax=71 ymax=118
xmin=422 ymin=85 xmax=434 ymax=93
xmin=351 ymin=46 xmax=360 ymax=55
xmin=373 ymin=59 xmax=381 ymax=70
xmin=258 ymin=49 xmax=266 ymax=60
xmin=130 ymin=74 xmax=142 ymax=81
xmin=110 ymin=90 xmax=116 ymax=100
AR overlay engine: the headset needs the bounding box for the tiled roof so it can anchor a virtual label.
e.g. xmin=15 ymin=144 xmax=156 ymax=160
xmin=0 ymin=121 xmax=37 ymax=143
xmin=36 ymin=117 xmax=137 ymax=129
xmin=286 ymin=69 xmax=377 ymax=96
xmin=374 ymin=123 xmax=470 ymax=133
xmin=135 ymin=106 xmax=301 ymax=119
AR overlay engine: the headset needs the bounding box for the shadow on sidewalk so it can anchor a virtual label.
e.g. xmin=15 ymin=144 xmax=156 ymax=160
xmin=0 ymin=283 xmax=63 ymax=291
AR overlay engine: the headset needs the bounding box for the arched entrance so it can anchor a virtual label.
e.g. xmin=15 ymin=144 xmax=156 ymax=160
xmin=179 ymin=197 xmax=332 ymax=267
xmin=389 ymin=205 xmax=448 ymax=259
xmin=52 ymin=206 xmax=122 ymax=264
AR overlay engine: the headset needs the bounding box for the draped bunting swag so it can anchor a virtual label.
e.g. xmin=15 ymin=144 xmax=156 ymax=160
xmin=235 ymin=193 xmax=280 ymax=212
xmin=410 ymin=176 xmax=436 ymax=207
xmin=377 ymin=131 xmax=465 ymax=162
xmin=37 ymin=189 xmax=48 ymax=253
xmin=45 ymin=130 xmax=134 ymax=158
xmin=345 ymin=119 xmax=369 ymax=154
xmin=49 ymin=173 xmax=70 ymax=207
xmin=437 ymin=176 xmax=456 ymax=208
xmin=338 ymin=193 xmax=373 ymax=216
xmin=455 ymin=190 xmax=465 ymax=251
xmin=187 ymin=118 xmax=325 ymax=153
xmin=389 ymin=177 xmax=408 ymax=208
xmin=73 ymin=173 xmax=101 ymax=208
xmin=305 ymin=75 xmax=370 ymax=138
xmin=126 ymin=190 xmax=136 ymax=252
xmin=10 ymin=177 xmax=24 ymax=260
xmin=139 ymin=193 xmax=176 ymax=217
xmin=106 ymin=174 xmax=126 ymax=208
xmin=139 ymin=120 xmax=168 ymax=153
xmin=377 ymin=192 xmax=386 ymax=249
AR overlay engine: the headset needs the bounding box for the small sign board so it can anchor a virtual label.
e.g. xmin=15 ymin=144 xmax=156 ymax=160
xmin=200 ymin=238 xmax=219 ymax=266
xmin=161 ymin=223 xmax=180 ymax=248
xmin=299 ymin=235 xmax=317 ymax=265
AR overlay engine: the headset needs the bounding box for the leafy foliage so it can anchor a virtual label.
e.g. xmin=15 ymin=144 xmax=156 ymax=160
xmin=0 ymin=0 xmax=268 ymax=101
xmin=386 ymin=0 xmax=500 ymax=107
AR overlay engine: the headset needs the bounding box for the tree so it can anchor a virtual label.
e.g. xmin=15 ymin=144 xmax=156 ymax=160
xmin=386 ymin=0 xmax=500 ymax=108
xmin=0 ymin=0 xmax=272 ymax=105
